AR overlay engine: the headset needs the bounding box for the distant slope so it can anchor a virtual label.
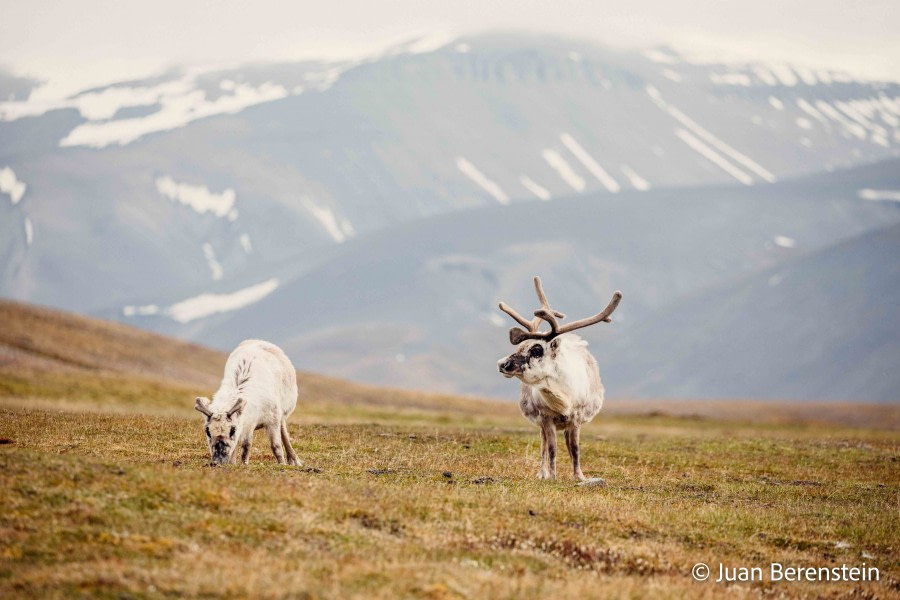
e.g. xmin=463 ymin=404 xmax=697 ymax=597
xmin=0 ymin=299 xmax=222 ymax=387
xmin=0 ymin=300 xmax=508 ymax=419
xmin=164 ymin=160 xmax=900 ymax=401
xmin=606 ymin=223 xmax=900 ymax=402
xmin=1 ymin=300 xmax=896 ymax=427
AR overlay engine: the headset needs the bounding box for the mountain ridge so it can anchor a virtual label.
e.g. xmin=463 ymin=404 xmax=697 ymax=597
xmin=2 ymin=33 xmax=898 ymax=402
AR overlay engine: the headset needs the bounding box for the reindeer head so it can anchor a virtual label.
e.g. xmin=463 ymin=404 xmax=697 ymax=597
xmin=195 ymin=396 xmax=245 ymax=465
xmin=496 ymin=276 xmax=621 ymax=384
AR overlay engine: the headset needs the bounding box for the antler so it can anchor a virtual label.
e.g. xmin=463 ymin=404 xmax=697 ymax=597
xmin=498 ymin=276 xmax=622 ymax=344
xmin=498 ymin=276 xmax=565 ymax=334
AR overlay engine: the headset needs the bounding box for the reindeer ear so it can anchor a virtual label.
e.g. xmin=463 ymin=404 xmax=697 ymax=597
xmin=227 ymin=397 xmax=246 ymax=418
xmin=194 ymin=397 xmax=212 ymax=417
xmin=509 ymin=327 xmax=531 ymax=345
xmin=549 ymin=337 xmax=562 ymax=356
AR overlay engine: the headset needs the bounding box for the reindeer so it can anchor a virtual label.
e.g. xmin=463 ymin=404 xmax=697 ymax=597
xmin=194 ymin=339 xmax=301 ymax=466
xmin=497 ymin=277 xmax=621 ymax=481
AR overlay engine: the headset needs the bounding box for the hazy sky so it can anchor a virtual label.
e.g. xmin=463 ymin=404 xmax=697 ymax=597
xmin=2 ymin=0 xmax=898 ymax=96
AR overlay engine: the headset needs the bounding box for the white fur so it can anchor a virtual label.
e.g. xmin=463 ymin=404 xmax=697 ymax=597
xmin=198 ymin=339 xmax=300 ymax=465
xmin=498 ymin=333 xmax=605 ymax=480
xmin=516 ymin=334 xmax=603 ymax=424
xmin=210 ymin=340 xmax=297 ymax=420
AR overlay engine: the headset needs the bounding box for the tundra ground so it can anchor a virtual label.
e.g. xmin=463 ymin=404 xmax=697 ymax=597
xmin=0 ymin=300 xmax=897 ymax=599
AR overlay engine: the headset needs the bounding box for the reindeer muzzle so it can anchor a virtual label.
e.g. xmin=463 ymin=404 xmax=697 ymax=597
xmin=498 ymin=355 xmax=526 ymax=378
xmin=211 ymin=440 xmax=230 ymax=464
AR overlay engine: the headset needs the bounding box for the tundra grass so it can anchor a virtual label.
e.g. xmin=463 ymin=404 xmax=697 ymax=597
xmin=1 ymin=299 xmax=898 ymax=598
xmin=1 ymin=401 xmax=897 ymax=599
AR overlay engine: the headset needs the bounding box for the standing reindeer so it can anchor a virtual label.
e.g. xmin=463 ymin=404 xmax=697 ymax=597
xmin=497 ymin=277 xmax=621 ymax=481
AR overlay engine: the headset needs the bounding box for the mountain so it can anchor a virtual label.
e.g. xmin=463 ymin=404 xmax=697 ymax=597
xmin=143 ymin=159 xmax=900 ymax=402
xmin=2 ymin=33 xmax=899 ymax=315
xmin=606 ymin=222 xmax=900 ymax=402
xmin=1 ymin=33 xmax=899 ymax=402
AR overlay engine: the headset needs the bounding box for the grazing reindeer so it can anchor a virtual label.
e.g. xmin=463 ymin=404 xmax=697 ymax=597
xmin=497 ymin=277 xmax=621 ymax=481
xmin=194 ymin=339 xmax=301 ymax=466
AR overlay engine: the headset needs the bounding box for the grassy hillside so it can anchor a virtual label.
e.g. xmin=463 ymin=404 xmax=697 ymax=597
xmin=0 ymin=299 xmax=509 ymax=424
xmin=1 ymin=300 xmax=898 ymax=598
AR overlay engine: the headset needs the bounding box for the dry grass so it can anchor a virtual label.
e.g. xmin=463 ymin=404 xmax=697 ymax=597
xmin=0 ymin=300 xmax=898 ymax=598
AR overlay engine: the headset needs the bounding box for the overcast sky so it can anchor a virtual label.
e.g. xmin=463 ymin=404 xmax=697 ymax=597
xmin=2 ymin=0 xmax=898 ymax=97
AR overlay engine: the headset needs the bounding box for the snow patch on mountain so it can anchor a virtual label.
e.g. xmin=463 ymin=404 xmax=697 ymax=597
xmin=858 ymin=189 xmax=900 ymax=203
xmin=122 ymin=304 xmax=160 ymax=317
xmin=456 ymin=157 xmax=509 ymax=204
xmin=643 ymin=49 xmax=679 ymax=64
xmin=24 ymin=217 xmax=33 ymax=246
xmin=1 ymin=71 xmax=295 ymax=148
xmin=710 ymin=72 xmax=752 ymax=86
xmin=881 ymin=96 xmax=900 ymax=116
xmin=0 ymin=167 xmax=26 ymax=205
xmin=662 ymin=69 xmax=682 ymax=82
xmin=202 ymin=243 xmax=223 ymax=280
xmin=647 ymin=85 xmax=776 ymax=183
xmin=541 ymin=149 xmax=585 ymax=192
xmin=519 ymin=175 xmax=551 ymax=201
xmin=407 ymin=33 xmax=455 ymax=54
xmin=59 ymin=81 xmax=288 ymax=147
xmin=816 ymin=70 xmax=834 ymax=85
xmin=815 ymin=101 xmax=866 ymax=139
xmin=560 ymin=133 xmax=620 ymax=193
xmin=795 ymin=66 xmax=819 ymax=86
xmin=833 ymin=98 xmax=895 ymax=143
xmin=753 ymin=67 xmax=778 ymax=86
xmin=796 ymin=99 xmax=830 ymax=128
xmin=156 ymin=176 xmax=237 ymax=219
xmin=774 ymin=235 xmax=796 ymax=248
xmin=0 ymin=77 xmax=188 ymax=121
xmin=239 ymin=233 xmax=253 ymax=253
xmin=301 ymin=198 xmax=353 ymax=242
xmin=769 ymin=64 xmax=798 ymax=87
xmin=675 ymin=129 xmax=754 ymax=185
xmin=621 ymin=165 xmax=651 ymax=191
xmin=303 ymin=67 xmax=344 ymax=92
xmin=165 ymin=278 xmax=280 ymax=323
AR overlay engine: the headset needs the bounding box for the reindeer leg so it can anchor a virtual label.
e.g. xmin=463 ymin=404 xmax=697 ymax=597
xmin=537 ymin=426 xmax=549 ymax=479
xmin=568 ymin=423 xmax=586 ymax=481
xmin=240 ymin=437 xmax=252 ymax=464
xmin=541 ymin=419 xmax=558 ymax=481
xmin=267 ymin=421 xmax=286 ymax=465
xmin=280 ymin=420 xmax=301 ymax=466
